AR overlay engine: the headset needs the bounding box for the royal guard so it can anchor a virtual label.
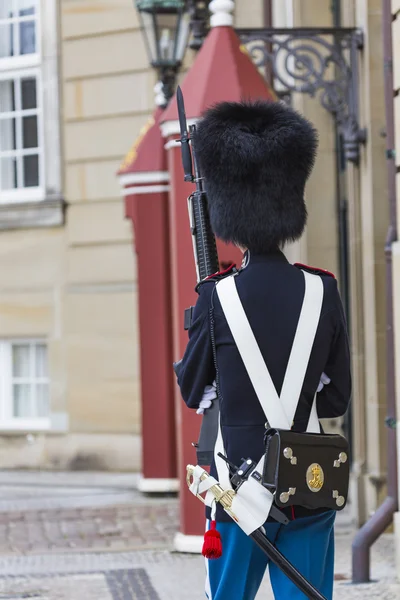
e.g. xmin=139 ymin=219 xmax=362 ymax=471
xmin=176 ymin=98 xmax=352 ymax=600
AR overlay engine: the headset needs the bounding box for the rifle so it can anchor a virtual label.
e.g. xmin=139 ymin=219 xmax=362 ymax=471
xmin=173 ymin=85 xmax=221 ymax=466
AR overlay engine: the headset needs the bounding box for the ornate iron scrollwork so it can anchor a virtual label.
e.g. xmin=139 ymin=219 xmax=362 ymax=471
xmin=236 ymin=27 xmax=367 ymax=165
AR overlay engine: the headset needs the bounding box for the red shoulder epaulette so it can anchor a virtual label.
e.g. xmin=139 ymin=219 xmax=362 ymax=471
xmin=294 ymin=263 xmax=336 ymax=279
xmin=205 ymin=263 xmax=236 ymax=281
xmin=195 ymin=263 xmax=236 ymax=292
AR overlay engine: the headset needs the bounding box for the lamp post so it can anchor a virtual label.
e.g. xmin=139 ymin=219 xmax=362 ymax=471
xmin=187 ymin=0 xmax=211 ymax=50
xmin=135 ymin=0 xmax=190 ymax=106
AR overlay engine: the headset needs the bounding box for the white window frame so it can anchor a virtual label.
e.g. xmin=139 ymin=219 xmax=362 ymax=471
xmin=0 ymin=68 xmax=45 ymax=203
xmin=0 ymin=339 xmax=50 ymax=432
xmin=0 ymin=0 xmax=61 ymax=208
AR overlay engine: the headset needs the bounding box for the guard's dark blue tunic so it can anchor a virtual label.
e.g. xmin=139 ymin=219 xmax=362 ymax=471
xmin=177 ymin=249 xmax=351 ymax=522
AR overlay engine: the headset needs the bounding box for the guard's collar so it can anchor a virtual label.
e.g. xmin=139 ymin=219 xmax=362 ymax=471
xmin=241 ymin=249 xmax=288 ymax=269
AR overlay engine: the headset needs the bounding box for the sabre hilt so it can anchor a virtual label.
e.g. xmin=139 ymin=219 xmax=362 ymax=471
xmin=186 ymin=464 xmax=237 ymax=518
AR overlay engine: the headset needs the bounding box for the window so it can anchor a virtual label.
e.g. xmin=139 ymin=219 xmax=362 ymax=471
xmin=0 ymin=0 xmax=43 ymax=203
xmin=0 ymin=340 xmax=50 ymax=430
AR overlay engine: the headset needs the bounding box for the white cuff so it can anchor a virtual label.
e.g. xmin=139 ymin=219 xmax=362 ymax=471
xmin=196 ymin=381 xmax=217 ymax=414
xmin=317 ymin=372 xmax=331 ymax=393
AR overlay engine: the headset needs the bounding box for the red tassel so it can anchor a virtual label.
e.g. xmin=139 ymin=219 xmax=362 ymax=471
xmin=202 ymin=520 xmax=223 ymax=559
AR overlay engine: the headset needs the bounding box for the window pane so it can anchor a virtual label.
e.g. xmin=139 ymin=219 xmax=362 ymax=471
xmin=13 ymin=384 xmax=32 ymax=417
xmin=35 ymin=344 xmax=47 ymax=377
xmin=0 ymin=23 xmax=14 ymax=59
xmin=0 ymin=3 xmax=37 ymax=57
xmin=19 ymin=2 xmax=36 ymax=56
xmin=20 ymin=19 xmax=35 ymax=55
xmin=155 ymin=13 xmax=182 ymax=61
xmin=23 ymin=154 xmax=38 ymax=187
xmin=0 ymin=157 xmax=17 ymax=190
xmin=0 ymin=80 xmax=16 ymax=114
xmin=22 ymin=115 xmax=37 ymax=148
xmin=36 ymin=384 xmax=49 ymax=417
xmin=21 ymin=78 xmax=36 ymax=110
xmin=12 ymin=344 xmax=31 ymax=377
xmin=0 ymin=2 xmax=13 ymax=21
xmin=140 ymin=12 xmax=158 ymax=65
xmin=0 ymin=118 xmax=16 ymax=151
xmin=175 ymin=12 xmax=189 ymax=63
xmin=18 ymin=1 xmax=36 ymax=16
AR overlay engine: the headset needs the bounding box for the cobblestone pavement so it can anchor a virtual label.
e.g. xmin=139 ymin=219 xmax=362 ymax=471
xmin=0 ymin=536 xmax=397 ymax=600
xmin=0 ymin=471 xmax=177 ymax=554
xmin=0 ymin=503 xmax=178 ymax=555
xmin=0 ymin=471 xmax=397 ymax=599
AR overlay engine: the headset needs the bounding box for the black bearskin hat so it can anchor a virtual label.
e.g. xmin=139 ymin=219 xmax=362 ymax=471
xmin=193 ymin=101 xmax=318 ymax=253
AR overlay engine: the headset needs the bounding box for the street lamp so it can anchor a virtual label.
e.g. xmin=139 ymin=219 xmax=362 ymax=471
xmin=135 ymin=0 xmax=190 ymax=106
xmin=187 ymin=1 xmax=211 ymax=50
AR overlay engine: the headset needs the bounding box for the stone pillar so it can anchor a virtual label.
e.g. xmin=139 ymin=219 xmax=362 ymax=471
xmin=352 ymin=0 xmax=388 ymax=521
xmin=272 ymin=1 xmax=308 ymax=265
xmin=393 ymin=242 xmax=400 ymax=577
xmin=392 ymin=0 xmax=400 ymax=578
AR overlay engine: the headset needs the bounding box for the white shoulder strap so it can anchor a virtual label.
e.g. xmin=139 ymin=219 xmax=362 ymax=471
xmin=279 ymin=272 xmax=324 ymax=426
xmin=216 ymin=271 xmax=324 ymax=431
xmin=307 ymin=397 xmax=320 ymax=433
xmin=216 ymin=276 xmax=290 ymax=430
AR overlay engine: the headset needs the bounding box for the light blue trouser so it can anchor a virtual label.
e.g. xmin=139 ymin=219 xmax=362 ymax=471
xmin=205 ymin=511 xmax=336 ymax=600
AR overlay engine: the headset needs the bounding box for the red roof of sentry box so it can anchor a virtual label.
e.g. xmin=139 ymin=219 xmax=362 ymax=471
xmin=162 ymin=26 xmax=277 ymax=123
xmin=118 ymin=106 xmax=167 ymax=175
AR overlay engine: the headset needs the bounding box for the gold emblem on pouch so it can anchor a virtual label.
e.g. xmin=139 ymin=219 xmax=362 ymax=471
xmin=306 ymin=463 xmax=324 ymax=492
